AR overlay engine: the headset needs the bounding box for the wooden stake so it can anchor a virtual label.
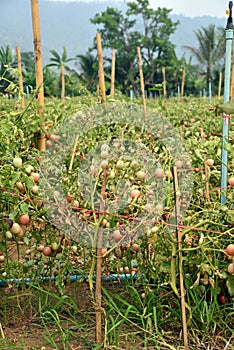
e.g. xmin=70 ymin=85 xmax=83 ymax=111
xmin=95 ymin=172 xmax=107 ymax=345
xmin=0 ymin=323 xmax=5 ymax=338
xmin=162 ymin=66 xmax=167 ymax=99
xmin=68 ymin=135 xmax=79 ymax=173
xmin=61 ymin=64 xmax=65 ymax=102
xmin=137 ymin=47 xmax=146 ymax=117
xmin=204 ymin=154 xmax=210 ymax=203
xmin=31 ymin=0 xmax=45 ymax=151
xmin=181 ymin=69 xmax=185 ymax=102
xmin=218 ymin=71 xmax=222 ymax=99
xmin=96 ymin=33 xmax=106 ymax=105
xmin=173 ymin=166 xmax=189 ymax=350
xmin=15 ymin=46 xmax=25 ymax=110
xmin=110 ymin=49 xmax=116 ymax=97
xmin=201 ymin=128 xmax=210 ymax=203
xmin=200 ymin=127 xmax=205 ymax=144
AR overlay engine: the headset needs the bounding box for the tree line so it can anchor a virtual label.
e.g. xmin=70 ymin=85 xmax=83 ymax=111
xmin=0 ymin=0 xmax=226 ymax=98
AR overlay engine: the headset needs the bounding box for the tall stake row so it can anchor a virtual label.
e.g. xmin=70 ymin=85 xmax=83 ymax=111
xmin=31 ymin=0 xmax=45 ymax=151
xmin=15 ymin=46 xmax=25 ymax=110
xmin=14 ymin=6 xmax=231 ymax=349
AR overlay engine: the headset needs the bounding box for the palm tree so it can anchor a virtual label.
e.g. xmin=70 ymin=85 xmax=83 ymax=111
xmin=20 ymin=51 xmax=36 ymax=92
xmin=47 ymin=47 xmax=75 ymax=101
xmin=43 ymin=66 xmax=59 ymax=97
xmin=183 ymin=24 xmax=225 ymax=88
xmin=0 ymin=45 xmax=15 ymax=94
xmin=75 ymin=52 xmax=98 ymax=92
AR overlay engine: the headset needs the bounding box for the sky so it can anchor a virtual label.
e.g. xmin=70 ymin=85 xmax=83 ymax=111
xmin=153 ymin=0 xmax=227 ymax=18
xmin=49 ymin=0 xmax=229 ymax=18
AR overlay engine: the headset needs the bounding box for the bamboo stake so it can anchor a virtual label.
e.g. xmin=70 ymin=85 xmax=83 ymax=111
xmin=172 ymin=166 xmax=189 ymax=350
xmin=181 ymin=69 xmax=185 ymax=102
xmin=201 ymin=128 xmax=210 ymax=202
xmin=68 ymin=135 xmax=79 ymax=173
xmin=204 ymin=154 xmax=210 ymax=203
xmin=110 ymin=49 xmax=116 ymax=97
xmin=218 ymin=71 xmax=222 ymax=99
xmin=15 ymin=46 xmax=25 ymax=110
xmin=200 ymin=127 xmax=205 ymax=144
xmin=137 ymin=47 xmax=146 ymax=117
xmin=61 ymin=64 xmax=65 ymax=102
xmin=96 ymin=33 xmax=106 ymax=104
xmin=162 ymin=66 xmax=167 ymax=99
xmin=95 ymin=171 xmax=107 ymax=345
xmin=31 ymin=0 xmax=45 ymax=151
xmin=0 ymin=323 xmax=5 ymax=338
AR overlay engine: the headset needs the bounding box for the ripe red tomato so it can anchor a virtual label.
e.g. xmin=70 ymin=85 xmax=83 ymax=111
xmin=37 ymin=245 xmax=44 ymax=252
xmin=124 ymin=266 xmax=130 ymax=274
xmin=66 ymin=194 xmax=73 ymax=203
xmin=226 ymin=244 xmax=234 ymax=257
xmin=218 ymin=295 xmax=228 ymax=305
xmin=113 ymin=230 xmax=123 ymax=243
xmin=19 ymin=214 xmax=30 ymax=226
xmin=132 ymin=243 xmax=140 ymax=253
xmin=101 ymin=248 xmax=108 ymax=256
xmin=155 ymin=168 xmax=164 ymax=178
xmin=131 ymin=189 xmax=140 ymax=199
xmin=43 ymin=247 xmax=52 ymax=256
xmin=30 ymin=172 xmax=40 ymax=183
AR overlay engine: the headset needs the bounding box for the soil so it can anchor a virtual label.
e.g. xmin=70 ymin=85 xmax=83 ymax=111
xmin=0 ymin=244 xmax=233 ymax=350
xmin=0 ymin=280 xmax=157 ymax=350
xmin=0 ymin=281 xmax=95 ymax=350
xmin=1 ymin=279 xmax=233 ymax=350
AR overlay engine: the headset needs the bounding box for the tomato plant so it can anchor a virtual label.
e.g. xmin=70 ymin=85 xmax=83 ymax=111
xmin=0 ymin=92 xmax=234 ymax=332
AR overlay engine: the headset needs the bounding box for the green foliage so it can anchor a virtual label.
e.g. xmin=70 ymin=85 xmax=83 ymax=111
xmin=0 ymin=45 xmax=16 ymax=94
xmin=216 ymin=100 xmax=234 ymax=115
xmin=47 ymin=47 xmax=75 ymax=71
xmin=183 ymin=24 xmax=225 ymax=88
xmin=0 ymin=86 xmax=234 ymax=348
xmin=91 ymin=0 xmax=179 ymax=93
xmin=75 ymin=51 xmax=98 ymax=92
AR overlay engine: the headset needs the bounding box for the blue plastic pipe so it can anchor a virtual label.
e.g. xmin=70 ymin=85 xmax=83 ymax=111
xmin=209 ymin=80 xmax=212 ymax=103
xmin=221 ymin=2 xmax=234 ymax=204
xmin=130 ymin=87 xmax=133 ymax=101
xmin=130 ymin=86 xmax=134 ymax=109
xmin=177 ymin=85 xmax=180 ymax=99
xmin=0 ymin=274 xmax=137 ymax=288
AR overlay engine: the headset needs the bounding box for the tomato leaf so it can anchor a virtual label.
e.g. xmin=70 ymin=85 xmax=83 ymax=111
xmin=20 ymin=203 xmax=29 ymax=215
xmin=226 ymin=275 xmax=234 ymax=297
xmin=9 ymin=210 xmax=18 ymax=221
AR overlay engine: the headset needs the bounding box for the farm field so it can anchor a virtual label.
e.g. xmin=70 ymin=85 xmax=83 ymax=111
xmin=0 ymin=93 xmax=234 ymax=350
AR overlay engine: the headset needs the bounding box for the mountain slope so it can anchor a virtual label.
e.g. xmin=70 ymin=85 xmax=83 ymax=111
xmin=0 ymin=0 xmax=226 ymax=64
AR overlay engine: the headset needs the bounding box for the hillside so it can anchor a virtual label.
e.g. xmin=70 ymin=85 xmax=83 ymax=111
xmin=0 ymin=0 xmax=226 ymax=65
